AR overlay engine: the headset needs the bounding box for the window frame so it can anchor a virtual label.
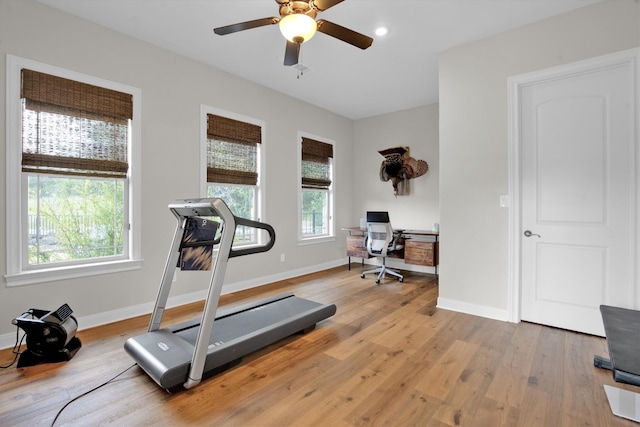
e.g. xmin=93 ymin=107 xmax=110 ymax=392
xmin=200 ymin=105 xmax=265 ymax=247
xmin=5 ymin=55 xmax=142 ymax=286
xmin=297 ymin=131 xmax=335 ymax=244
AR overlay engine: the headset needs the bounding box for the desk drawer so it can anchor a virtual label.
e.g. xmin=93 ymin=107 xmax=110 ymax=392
xmin=347 ymin=235 xmax=371 ymax=259
xmin=405 ymin=240 xmax=437 ymax=266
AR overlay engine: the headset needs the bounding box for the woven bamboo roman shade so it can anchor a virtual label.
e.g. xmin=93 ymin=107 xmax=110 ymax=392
xmin=21 ymin=69 xmax=132 ymax=179
xmin=206 ymin=114 xmax=261 ymax=185
xmin=301 ymin=137 xmax=333 ymax=189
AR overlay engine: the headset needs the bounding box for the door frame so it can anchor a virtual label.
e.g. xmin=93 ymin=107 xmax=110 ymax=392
xmin=507 ymin=48 xmax=640 ymax=324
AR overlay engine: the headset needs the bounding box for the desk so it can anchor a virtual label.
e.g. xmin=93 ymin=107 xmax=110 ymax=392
xmin=342 ymin=227 xmax=439 ymax=276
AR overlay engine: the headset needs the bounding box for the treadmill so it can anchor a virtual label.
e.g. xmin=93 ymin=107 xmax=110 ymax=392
xmin=125 ymin=198 xmax=336 ymax=390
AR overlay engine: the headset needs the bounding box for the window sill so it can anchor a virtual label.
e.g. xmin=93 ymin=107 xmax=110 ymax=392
xmin=298 ymin=235 xmax=335 ymax=246
xmin=4 ymin=258 xmax=144 ymax=287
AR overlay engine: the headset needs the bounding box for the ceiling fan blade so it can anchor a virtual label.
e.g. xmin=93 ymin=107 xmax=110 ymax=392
xmin=214 ymin=17 xmax=279 ymax=35
xmin=316 ymin=20 xmax=373 ymax=50
xmin=312 ymin=0 xmax=344 ymax=12
xmin=284 ymin=41 xmax=300 ymax=66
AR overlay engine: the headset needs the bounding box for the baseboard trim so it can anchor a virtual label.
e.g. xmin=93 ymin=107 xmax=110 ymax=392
xmin=436 ymin=297 xmax=510 ymax=322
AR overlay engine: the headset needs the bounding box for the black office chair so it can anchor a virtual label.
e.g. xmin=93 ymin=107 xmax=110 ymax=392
xmin=360 ymin=211 xmax=404 ymax=284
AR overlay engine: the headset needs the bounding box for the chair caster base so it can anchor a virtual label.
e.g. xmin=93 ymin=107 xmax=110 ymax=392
xmin=361 ymin=267 xmax=403 ymax=284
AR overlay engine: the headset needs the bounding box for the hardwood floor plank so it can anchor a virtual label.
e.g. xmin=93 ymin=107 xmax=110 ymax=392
xmin=262 ymin=345 xmax=406 ymax=426
xmin=408 ymin=312 xmax=482 ymax=378
xmin=292 ymin=346 xmax=396 ymax=426
xmin=517 ymin=386 xmax=550 ymax=427
xmin=525 ymin=326 xmax=566 ymax=426
xmin=343 ymin=359 xmax=440 ymax=426
xmin=562 ymin=330 xmax=609 ymax=426
xmin=473 ymin=397 xmax=520 ymax=427
xmin=421 ymin=343 xmax=497 ymax=427
xmin=0 ymin=267 xmax=635 ymax=426
xmin=415 ymin=339 xmax=480 ymax=400
xmin=485 ymin=321 xmax=541 ymax=409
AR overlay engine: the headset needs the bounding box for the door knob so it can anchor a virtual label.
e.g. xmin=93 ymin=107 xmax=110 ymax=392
xmin=524 ymin=230 xmax=541 ymax=238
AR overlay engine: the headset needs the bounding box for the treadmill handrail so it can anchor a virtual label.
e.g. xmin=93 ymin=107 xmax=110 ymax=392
xmin=230 ymin=217 xmax=276 ymax=258
xmin=179 ymin=237 xmax=221 ymax=248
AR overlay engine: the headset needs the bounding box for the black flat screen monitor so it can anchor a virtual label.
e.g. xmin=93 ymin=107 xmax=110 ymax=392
xmin=366 ymin=211 xmax=390 ymax=223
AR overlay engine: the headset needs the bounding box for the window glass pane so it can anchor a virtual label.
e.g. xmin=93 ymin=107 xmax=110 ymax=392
xmin=207 ymin=184 xmax=256 ymax=245
xmin=301 ymin=189 xmax=329 ymax=237
xmin=27 ymin=174 xmax=125 ymax=265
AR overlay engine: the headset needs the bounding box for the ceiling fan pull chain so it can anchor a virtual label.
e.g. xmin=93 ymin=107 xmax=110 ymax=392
xmin=297 ymin=48 xmax=304 ymax=79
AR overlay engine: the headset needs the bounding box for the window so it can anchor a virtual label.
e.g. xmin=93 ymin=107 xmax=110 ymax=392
xmin=5 ymin=56 xmax=142 ymax=286
xmin=202 ymin=108 xmax=264 ymax=246
xmin=299 ymin=135 xmax=334 ymax=241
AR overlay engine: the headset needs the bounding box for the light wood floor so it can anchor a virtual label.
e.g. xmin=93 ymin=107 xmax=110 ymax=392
xmin=0 ymin=265 xmax=636 ymax=426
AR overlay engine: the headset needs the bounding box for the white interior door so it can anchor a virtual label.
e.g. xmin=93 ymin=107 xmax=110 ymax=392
xmin=519 ymin=53 xmax=637 ymax=336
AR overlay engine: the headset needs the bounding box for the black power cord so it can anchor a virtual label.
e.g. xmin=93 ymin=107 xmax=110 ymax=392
xmin=50 ymin=362 xmax=138 ymax=426
xmin=2 ymin=312 xmax=140 ymax=425
xmin=0 ymin=311 xmax=31 ymax=369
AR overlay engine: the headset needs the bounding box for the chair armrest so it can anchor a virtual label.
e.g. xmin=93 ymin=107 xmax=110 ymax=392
xmin=389 ymin=232 xmax=402 ymax=251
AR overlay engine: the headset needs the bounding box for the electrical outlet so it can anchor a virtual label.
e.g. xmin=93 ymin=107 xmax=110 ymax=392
xmin=280 ymin=253 xmax=285 ymax=262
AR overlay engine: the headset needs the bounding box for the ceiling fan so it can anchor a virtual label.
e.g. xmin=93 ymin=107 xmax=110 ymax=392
xmin=213 ymin=0 xmax=374 ymax=66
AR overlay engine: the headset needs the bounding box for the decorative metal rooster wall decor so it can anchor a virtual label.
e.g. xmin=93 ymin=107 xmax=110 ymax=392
xmin=378 ymin=146 xmax=428 ymax=196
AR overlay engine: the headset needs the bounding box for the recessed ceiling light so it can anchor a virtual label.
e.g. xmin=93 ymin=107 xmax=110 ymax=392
xmin=375 ymin=27 xmax=388 ymax=37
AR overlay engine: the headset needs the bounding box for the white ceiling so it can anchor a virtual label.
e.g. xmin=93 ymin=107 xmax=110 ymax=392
xmin=39 ymin=0 xmax=599 ymax=119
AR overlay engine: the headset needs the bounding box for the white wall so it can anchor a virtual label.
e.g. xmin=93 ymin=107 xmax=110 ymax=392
xmin=438 ymin=0 xmax=640 ymax=320
xmin=353 ymin=105 xmax=440 ymax=230
xmin=0 ymin=0 xmax=357 ymax=339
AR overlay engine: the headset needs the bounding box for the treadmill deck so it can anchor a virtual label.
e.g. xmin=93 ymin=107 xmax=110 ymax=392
xmin=125 ymin=293 xmax=336 ymax=390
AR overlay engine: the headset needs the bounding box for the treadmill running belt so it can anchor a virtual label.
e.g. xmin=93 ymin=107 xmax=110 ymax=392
xmin=175 ymin=296 xmax=323 ymax=346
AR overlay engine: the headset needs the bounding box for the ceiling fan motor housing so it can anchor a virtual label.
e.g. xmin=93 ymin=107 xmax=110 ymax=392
xmin=278 ymin=1 xmax=318 ymax=19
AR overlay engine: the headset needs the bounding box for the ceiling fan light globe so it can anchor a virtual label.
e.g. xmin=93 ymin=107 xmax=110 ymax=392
xmin=279 ymin=13 xmax=317 ymax=43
